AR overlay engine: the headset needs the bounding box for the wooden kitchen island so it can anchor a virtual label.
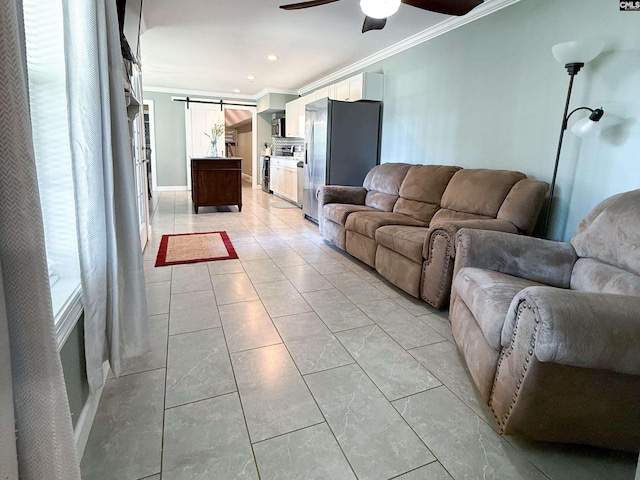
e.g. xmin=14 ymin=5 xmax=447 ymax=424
xmin=190 ymin=157 xmax=242 ymax=213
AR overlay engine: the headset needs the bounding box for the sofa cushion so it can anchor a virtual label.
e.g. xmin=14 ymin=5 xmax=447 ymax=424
xmin=323 ymin=203 xmax=379 ymax=227
xmin=571 ymin=189 xmax=640 ymax=276
xmin=571 ymin=258 xmax=640 ymax=296
xmin=393 ymin=165 xmax=461 ymax=222
xmin=362 ymin=163 xmax=412 ymax=211
xmin=429 ymin=209 xmax=492 ymax=227
xmin=375 ymin=225 xmax=428 ymax=264
xmin=454 ymin=267 xmax=543 ymax=350
xmin=346 ymin=211 xmax=427 ymax=239
xmin=441 ymin=169 xmax=526 ymax=217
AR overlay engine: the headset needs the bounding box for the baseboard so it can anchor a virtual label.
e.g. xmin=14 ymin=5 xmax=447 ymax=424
xmin=154 ymin=186 xmax=188 ymax=191
xmin=241 ymin=173 xmax=252 ymax=183
xmin=74 ymin=361 xmax=110 ymax=459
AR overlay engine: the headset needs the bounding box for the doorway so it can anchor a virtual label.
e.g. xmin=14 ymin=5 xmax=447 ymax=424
xmin=225 ymin=108 xmax=253 ymax=184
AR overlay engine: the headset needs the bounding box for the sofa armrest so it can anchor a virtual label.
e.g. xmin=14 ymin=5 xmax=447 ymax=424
xmin=317 ymin=185 xmax=366 ymax=208
xmin=489 ymin=286 xmax=640 ymax=450
xmin=423 ymin=219 xmax=518 ymax=259
xmin=454 ymin=228 xmax=577 ymax=289
xmin=503 ymin=287 xmax=640 ymax=375
xmin=420 ymin=219 xmax=518 ymax=309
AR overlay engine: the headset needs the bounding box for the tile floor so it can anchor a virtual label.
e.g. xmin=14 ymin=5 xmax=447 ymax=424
xmin=80 ymin=184 xmax=638 ymax=480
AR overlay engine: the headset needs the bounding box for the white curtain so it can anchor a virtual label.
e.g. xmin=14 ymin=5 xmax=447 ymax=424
xmin=63 ymin=0 xmax=150 ymax=391
xmin=0 ymin=0 xmax=81 ymax=477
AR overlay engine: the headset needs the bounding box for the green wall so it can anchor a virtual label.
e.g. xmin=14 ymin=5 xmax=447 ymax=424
xmin=60 ymin=315 xmax=89 ymax=429
xmin=318 ymin=0 xmax=640 ymax=240
xmin=143 ymin=91 xmax=189 ymax=187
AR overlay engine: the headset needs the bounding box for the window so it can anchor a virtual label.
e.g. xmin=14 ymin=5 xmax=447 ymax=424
xmin=23 ymin=0 xmax=82 ymax=344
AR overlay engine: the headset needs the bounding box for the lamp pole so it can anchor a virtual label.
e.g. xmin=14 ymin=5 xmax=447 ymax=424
xmin=543 ymin=62 xmax=582 ymax=238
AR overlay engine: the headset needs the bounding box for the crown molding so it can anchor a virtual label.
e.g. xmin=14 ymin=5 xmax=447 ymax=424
xmin=144 ymin=85 xmax=297 ymax=101
xmin=298 ymin=0 xmax=521 ymax=95
xmin=143 ymin=85 xmax=255 ymax=100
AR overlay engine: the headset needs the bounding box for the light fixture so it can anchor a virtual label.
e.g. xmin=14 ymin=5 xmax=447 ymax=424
xmin=247 ymin=75 xmax=256 ymax=81
xmin=543 ymin=39 xmax=605 ymax=236
xmin=233 ymin=89 xmax=241 ymax=93
xmin=360 ymin=0 xmax=401 ymax=19
xmin=570 ymin=107 xmax=604 ymax=137
xmin=267 ymin=54 xmax=278 ymax=61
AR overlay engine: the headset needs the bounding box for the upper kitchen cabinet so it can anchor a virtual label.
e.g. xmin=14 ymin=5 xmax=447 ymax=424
xmin=285 ymin=97 xmax=301 ymax=137
xmin=333 ymin=72 xmax=383 ymax=102
xmin=285 ymin=72 xmax=383 ymax=137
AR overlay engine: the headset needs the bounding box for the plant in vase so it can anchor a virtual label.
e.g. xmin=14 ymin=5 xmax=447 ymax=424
xmin=204 ymin=123 xmax=225 ymax=157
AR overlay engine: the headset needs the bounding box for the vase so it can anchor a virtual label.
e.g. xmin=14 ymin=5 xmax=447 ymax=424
xmin=209 ymin=139 xmax=218 ymax=157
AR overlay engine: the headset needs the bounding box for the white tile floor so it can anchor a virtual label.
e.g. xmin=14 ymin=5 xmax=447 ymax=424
xmin=80 ymin=184 xmax=638 ymax=480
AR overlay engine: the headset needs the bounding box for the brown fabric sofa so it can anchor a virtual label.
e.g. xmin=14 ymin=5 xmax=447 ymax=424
xmin=318 ymin=163 xmax=548 ymax=308
xmin=450 ymin=189 xmax=640 ymax=451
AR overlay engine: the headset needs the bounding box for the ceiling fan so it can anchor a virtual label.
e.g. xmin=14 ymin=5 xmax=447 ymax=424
xmin=280 ymin=0 xmax=484 ymax=33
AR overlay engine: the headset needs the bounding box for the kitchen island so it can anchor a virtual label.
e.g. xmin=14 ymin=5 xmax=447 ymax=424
xmin=190 ymin=157 xmax=242 ymax=213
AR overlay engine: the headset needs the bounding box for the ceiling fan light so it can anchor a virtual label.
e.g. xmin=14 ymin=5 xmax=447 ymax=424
xmin=360 ymin=0 xmax=401 ymax=19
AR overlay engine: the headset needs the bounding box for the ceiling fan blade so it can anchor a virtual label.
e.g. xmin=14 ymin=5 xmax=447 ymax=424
xmin=401 ymin=0 xmax=483 ymax=16
xmin=362 ymin=16 xmax=387 ymax=33
xmin=280 ymin=0 xmax=341 ymax=10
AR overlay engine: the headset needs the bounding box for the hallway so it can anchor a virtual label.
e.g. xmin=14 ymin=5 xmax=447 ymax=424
xmin=80 ymin=185 xmax=637 ymax=480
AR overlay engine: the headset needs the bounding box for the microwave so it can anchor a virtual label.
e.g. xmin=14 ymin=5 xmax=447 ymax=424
xmin=271 ymin=118 xmax=286 ymax=137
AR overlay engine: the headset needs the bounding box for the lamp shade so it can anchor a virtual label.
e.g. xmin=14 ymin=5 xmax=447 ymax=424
xmin=571 ymin=108 xmax=604 ymax=138
xmin=360 ymin=0 xmax=401 ymax=18
xmin=571 ymin=116 xmax=601 ymax=138
xmin=552 ymin=39 xmax=604 ymax=65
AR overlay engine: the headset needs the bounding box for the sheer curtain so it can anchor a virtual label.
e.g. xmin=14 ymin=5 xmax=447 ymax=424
xmin=63 ymin=0 xmax=149 ymax=391
xmin=0 ymin=0 xmax=80 ymax=477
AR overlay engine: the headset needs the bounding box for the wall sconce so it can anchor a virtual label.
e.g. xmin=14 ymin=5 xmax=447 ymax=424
xmin=543 ymin=39 xmax=605 ymax=237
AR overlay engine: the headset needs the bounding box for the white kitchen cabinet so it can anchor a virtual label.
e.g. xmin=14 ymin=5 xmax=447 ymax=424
xmin=314 ymin=86 xmax=330 ymax=100
xmin=285 ymin=98 xmax=301 ymax=137
xmin=269 ymin=157 xmax=298 ymax=204
xmin=334 ymin=81 xmax=350 ymax=101
xmin=334 ymin=72 xmax=383 ymax=102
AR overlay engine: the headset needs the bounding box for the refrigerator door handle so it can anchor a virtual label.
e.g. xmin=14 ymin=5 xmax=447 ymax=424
xmin=305 ymin=143 xmax=308 ymax=164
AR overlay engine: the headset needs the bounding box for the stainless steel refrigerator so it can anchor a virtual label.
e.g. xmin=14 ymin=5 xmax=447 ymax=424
xmin=303 ymin=98 xmax=382 ymax=222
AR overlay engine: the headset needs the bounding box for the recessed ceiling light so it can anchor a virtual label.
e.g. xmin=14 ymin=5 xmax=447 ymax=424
xmin=233 ymin=89 xmax=241 ymax=93
xmin=267 ymin=54 xmax=278 ymax=61
xmin=247 ymin=75 xmax=256 ymax=81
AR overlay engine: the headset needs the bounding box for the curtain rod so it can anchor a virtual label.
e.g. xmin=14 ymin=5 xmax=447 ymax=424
xmin=172 ymin=96 xmax=256 ymax=110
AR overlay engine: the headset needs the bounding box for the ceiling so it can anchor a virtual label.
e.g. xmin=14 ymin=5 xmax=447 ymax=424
xmin=140 ymin=0 xmax=509 ymax=97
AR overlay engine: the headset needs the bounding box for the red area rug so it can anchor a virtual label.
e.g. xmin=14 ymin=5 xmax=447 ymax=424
xmin=155 ymin=231 xmax=238 ymax=267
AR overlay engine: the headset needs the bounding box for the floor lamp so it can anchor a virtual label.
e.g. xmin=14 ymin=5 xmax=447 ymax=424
xmin=544 ymin=40 xmax=606 ymax=237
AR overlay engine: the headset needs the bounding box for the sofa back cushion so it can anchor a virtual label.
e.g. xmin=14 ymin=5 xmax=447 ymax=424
xmin=393 ymin=165 xmax=461 ymax=222
xmin=496 ymin=179 xmax=548 ymax=234
xmin=571 ymin=189 xmax=640 ymax=277
xmin=440 ymin=169 xmax=526 ymax=218
xmin=363 ymin=163 xmax=412 ymax=212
